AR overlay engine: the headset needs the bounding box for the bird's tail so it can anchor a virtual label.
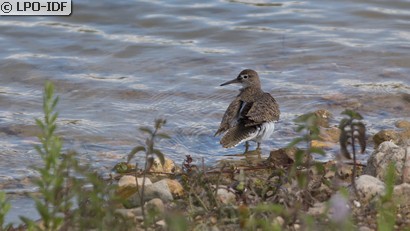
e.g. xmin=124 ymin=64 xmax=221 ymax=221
xmin=220 ymin=124 xmax=257 ymax=148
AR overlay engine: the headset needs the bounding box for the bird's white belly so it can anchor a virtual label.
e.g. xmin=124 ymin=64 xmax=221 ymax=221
xmin=240 ymin=121 xmax=276 ymax=144
xmin=254 ymin=121 xmax=275 ymax=142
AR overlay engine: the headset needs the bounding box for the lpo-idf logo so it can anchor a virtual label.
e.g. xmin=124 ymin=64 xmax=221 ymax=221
xmin=1 ymin=0 xmax=71 ymax=15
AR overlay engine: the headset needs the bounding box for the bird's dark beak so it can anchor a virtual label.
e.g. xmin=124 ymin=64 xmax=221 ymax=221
xmin=220 ymin=78 xmax=240 ymax=86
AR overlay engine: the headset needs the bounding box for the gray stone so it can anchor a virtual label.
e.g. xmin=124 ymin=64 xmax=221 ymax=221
xmin=364 ymin=141 xmax=409 ymax=184
xmin=355 ymin=175 xmax=385 ymax=203
xmin=145 ymin=179 xmax=174 ymax=202
xmin=116 ymin=199 xmax=165 ymax=222
xmin=216 ymin=187 xmax=236 ymax=205
xmin=393 ymin=183 xmax=410 ymax=206
xmin=125 ymin=179 xmax=173 ymax=208
xmin=145 ymin=198 xmax=165 ymax=214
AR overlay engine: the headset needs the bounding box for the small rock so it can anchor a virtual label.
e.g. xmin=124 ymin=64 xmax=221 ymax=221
xmin=353 ymin=200 xmax=361 ymax=208
xmin=145 ymin=198 xmax=165 ymax=214
xmin=268 ymin=147 xmax=312 ymax=166
xmin=401 ymin=131 xmax=410 ymax=144
xmin=166 ymin=179 xmax=184 ymax=198
xmin=117 ymin=176 xmax=153 ymax=201
xmin=307 ymin=202 xmax=326 ymax=216
xmin=358 ymin=226 xmax=373 ymax=231
xmin=312 ymin=124 xmax=343 ymax=149
xmin=145 ymin=179 xmax=174 ymax=202
xmin=156 ymin=220 xmax=166 ymax=228
xmin=216 ymin=187 xmax=236 ymax=204
xmin=373 ymin=121 xmax=410 ymax=148
xmin=115 ymin=207 xmax=142 ymax=218
xmin=272 ymin=216 xmax=284 ymax=227
xmin=311 ymin=140 xmax=336 ymax=149
xmin=118 ymin=175 xmax=153 ymax=188
xmin=314 ymin=109 xmax=332 ymax=128
xmin=393 ymin=183 xmax=410 ymax=206
xmin=293 ymin=223 xmax=301 ymax=230
xmin=337 ymin=164 xmax=353 ymax=179
xmin=373 ymin=130 xmax=400 ymax=148
xmin=355 ymin=175 xmax=385 ymax=203
xmin=210 ymin=216 xmax=217 ymax=225
xmin=319 ymin=126 xmax=340 ymax=143
xmin=125 ymin=179 xmax=173 ymax=208
xmin=117 ymin=175 xmax=152 ymax=199
xmin=294 ymin=109 xmax=332 ymax=129
xmin=150 ymin=157 xmax=180 ymax=174
xmin=396 ymin=120 xmax=410 ymax=130
xmin=267 ymin=148 xmax=294 ymax=166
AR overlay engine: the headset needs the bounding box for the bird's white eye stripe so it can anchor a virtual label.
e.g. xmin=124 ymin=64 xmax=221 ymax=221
xmin=241 ymin=74 xmax=248 ymax=79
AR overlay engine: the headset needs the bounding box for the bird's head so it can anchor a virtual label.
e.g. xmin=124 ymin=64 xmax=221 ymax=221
xmin=220 ymin=69 xmax=261 ymax=89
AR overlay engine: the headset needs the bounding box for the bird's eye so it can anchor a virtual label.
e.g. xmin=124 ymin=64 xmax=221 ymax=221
xmin=243 ymin=75 xmax=248 ymax=79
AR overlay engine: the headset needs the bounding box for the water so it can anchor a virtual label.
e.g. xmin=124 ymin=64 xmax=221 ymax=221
xmin=1 ymin=0 xmax=410 ymax=223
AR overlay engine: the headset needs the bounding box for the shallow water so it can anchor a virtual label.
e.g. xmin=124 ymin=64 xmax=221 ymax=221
xmin=1 ymin=0 xmax=410 ymax=223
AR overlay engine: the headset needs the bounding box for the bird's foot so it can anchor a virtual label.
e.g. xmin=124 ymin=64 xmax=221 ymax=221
xmin=243 ymin=141 xmax=250 ymax=154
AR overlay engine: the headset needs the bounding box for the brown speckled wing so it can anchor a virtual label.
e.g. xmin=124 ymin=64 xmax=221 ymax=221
xmin=214 ymin=96 xmax=241 ymax=136
xmin=245 ymin=93 xmax=280 ymax=126
xmin=220 ymin=123 xmax=257 ymax=148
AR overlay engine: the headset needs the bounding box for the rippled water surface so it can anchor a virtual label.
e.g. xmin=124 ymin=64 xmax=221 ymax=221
xmin=1 ymin=0 xmax=410 ymax=223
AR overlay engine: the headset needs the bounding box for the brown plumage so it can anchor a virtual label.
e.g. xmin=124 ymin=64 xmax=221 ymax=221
xmin=215 ymin=69 xmax=280 ymax=150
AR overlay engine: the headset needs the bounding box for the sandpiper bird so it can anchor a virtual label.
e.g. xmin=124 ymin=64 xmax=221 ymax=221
xmin=215 ymin=69 xmax=280 ymax=152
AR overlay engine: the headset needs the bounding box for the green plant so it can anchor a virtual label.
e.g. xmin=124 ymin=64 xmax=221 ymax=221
xmin=67 ymin=152 xmax=132 ymax=231
xmin=287 ymin=112 xmax=325 ymax=197
xmin=244 ymin=204 xmax=284 ymax=231
xmin=21 ymin=81 xmax=132 ymax=231
xmin=0 ymin=191 xmax=12 ymax=230
xmin=127 ymin=118 xmax=168 ymax=229
xmin=20 ymin=81 xmax=68 ymax=230
xmin=164 ymin=212 xmax=189 ymax=231
xmin=339 ymin=109 xmax=366 ymax=195
xmin=377 ymin=162 xmax=396 ymax=231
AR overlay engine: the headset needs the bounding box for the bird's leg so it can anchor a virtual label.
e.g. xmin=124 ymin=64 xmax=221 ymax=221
xmin=256 ymin=142 xmax=261 ymax=150
xmin=244 ymin=141 xmax=250 ymax=153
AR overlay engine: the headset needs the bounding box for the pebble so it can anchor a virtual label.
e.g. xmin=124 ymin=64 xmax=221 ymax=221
xmin=273 ymin=216 xmax=284 ymax=227
xmin=358 ymin=226 xmax=373 ymax=231
xmin=293 ymin=223 xmax=301 ymax=230
xmin=118 ymin=175 xmax=152 ymax=188
xmin=216 ymin=187 xmax=236 ymax=204
xmin=353 ymin=200 xmax=361 ymax=208
xmin=145 ymin=198 xmax=165 ymax=214
xmin=166 ymin=179 xmax=184 ymax=198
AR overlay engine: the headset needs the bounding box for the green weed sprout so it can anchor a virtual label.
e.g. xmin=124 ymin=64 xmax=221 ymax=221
xmin=288 ymin=112 xmax=325 ymax=188
xmin=0 ymin=191 xmax=12 ymax=230
xmin=20 ymin=81 xmax=67 ymax=230
xmin=377 ymin=163 xmax=396 ymax=231
xmin=339 ymin=109 xmax=366 ymax=195
xmin=127 ymin=118 xmax=169 ymax=229
xmin=22 ymin=81 xmax=132 ymax=231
